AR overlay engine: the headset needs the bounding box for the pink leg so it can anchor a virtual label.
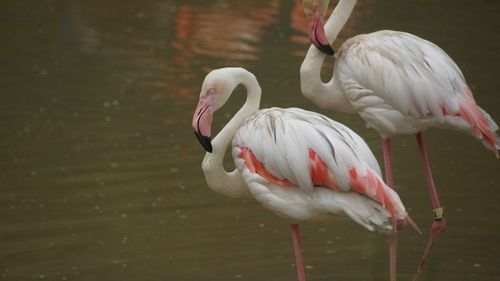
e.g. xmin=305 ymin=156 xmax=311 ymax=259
xmin=382 ymin=138 xmax=397 ymax=281
xmin=290 ymin=223 xmax=306 ymax=281
xmin=382 ymin=138 xmax=395 ymax=188
xmin=414 ymin=133 xmax=446 ymax=281
xmin=388 ymin=232 xmax=398 ymax=281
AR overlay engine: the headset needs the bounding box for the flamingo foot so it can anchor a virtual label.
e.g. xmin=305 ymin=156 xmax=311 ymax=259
xmin=413 ymin=218 xmax=447 ymax=281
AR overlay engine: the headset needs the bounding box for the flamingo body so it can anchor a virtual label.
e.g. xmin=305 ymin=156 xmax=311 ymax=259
xmin=232 ymin=107 xmax=405 ymax=229
xmin=334 ymin=31 xmax=499 ymax=150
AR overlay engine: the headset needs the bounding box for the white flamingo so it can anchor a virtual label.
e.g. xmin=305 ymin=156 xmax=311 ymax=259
xmin=192 ymin=67 xmax=418 ymax=281
xmin=300 ymin=0 xmax=500 ymax=280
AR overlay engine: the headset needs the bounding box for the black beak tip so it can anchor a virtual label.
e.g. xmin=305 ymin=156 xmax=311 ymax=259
xmin=194 ymin=131 xmax=213 ymax=153
xmin=317 ymin=43 xmax=335 ymax=56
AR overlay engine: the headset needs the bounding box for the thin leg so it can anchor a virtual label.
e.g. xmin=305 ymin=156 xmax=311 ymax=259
xmin=382 ymin=138 xmax=395 ymax=188
xmin=413 ymin=132 xmax=447 ymax=281
xmin=388 ymin=232 xmax=398 ymax=281
xmin=382 ymin=138 xmax=397 ymax=281
xmin=290 ymin=223 xmax=306 ymax=281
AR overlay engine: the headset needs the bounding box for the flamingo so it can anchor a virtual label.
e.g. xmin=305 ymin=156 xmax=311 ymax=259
xmin=300 ymin=0 xmax=500 ymax=279
xmin=192 ymin=67 xmax=418 ymax=281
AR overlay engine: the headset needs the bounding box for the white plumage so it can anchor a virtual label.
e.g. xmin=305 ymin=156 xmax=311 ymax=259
xmin=301 ymin=1 xmax=499 ymax=151
xmin=232 ymin=107 xmax=405 ymax=229
xmin=335 ymin=31 xmax=499 ymax=143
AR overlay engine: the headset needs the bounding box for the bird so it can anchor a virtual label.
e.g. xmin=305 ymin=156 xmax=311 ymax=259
xmin=299 ymin=0 xmax=500 ymax=280
xmin=192 ymin=67 xmax=419 ymax=281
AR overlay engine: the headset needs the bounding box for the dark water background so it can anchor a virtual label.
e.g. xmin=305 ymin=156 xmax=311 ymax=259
xmin=1 ymin=0 xmax=499 ymax=280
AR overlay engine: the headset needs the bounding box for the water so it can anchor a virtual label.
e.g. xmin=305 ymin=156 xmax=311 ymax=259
xmin=1 ymin=0 xmax=499 ymax=280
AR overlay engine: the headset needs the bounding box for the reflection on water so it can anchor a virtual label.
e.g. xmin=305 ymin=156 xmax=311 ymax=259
xmin=169 ymin=0 xmax=284 ymax=100
xmin=172 ymin=1 xmax=281 ymax=63
xmin=1 ymin=0 xmax=499 ymax=281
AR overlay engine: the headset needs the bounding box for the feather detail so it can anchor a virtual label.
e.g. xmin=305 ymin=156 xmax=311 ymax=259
xmin=348 ymin=167 xmax=400 ymax=229
xmin=457 ymin=88 xmax=499 ymax=157
xmin=309 ymin=149 xmax=340 ymax=190
xmin=439 ymin=87 xmax=499 ymax=157
xmin=239 ymin=146 xmax=296 ymax=187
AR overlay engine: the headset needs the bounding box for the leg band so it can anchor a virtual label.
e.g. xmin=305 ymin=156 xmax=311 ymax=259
xmin=433 ymin=207 xmax=444 ymax=220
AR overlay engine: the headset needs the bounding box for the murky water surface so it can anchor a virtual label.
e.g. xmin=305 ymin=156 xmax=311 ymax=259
xmin=1 ymin=0 xmax=499 ymax=280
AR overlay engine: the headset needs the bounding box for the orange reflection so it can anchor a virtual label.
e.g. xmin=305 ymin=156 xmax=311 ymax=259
xmin=290 ymin=0 xmax=313 ymax=46
xmin=58 ymin=0 xmax=375 ymax=104
xmin=171 ymin=0 xmax=283 ymax=73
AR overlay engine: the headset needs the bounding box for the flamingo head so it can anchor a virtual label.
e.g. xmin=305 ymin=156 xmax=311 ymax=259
xmin=302 ymin=0 xmax=334 ymax=55
xmin=192 ymin=68 xmax=242 ymax=152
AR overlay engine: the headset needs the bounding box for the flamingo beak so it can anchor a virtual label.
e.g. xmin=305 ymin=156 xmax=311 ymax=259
xmin=192 ymin=93 xmax=213 ymax=153
xmin=308 ymin=7 xmax=334 ymax=56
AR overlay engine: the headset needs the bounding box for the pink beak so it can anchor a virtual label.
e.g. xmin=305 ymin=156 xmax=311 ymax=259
xmin=308 ymin=7 xmax=334 ymax=55
xmin=192 ymin=93 xmax=214 ymax=152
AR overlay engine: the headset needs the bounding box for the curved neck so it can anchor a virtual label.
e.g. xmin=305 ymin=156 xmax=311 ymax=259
xmin=201 ymin=71 xmax=261 ymax=198
xmin=324 ymin=0 xmax=357 ymax=43
xmin=300 ymin=0 xmax=356 ymax=111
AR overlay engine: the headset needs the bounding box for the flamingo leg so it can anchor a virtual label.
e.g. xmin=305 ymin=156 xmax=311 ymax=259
xmin=382 ymin=138 xmax=394 ymax=187
xmin=382 ymin=138 xmax=397 ymax=281
xmin=388 ymin=232 xmax=398 ymax=281
xmin=413 ymin=133 xmax=447 ymax=281
xmin=290 ymin=223 xmax=306 ymax=281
